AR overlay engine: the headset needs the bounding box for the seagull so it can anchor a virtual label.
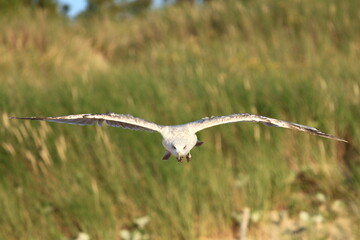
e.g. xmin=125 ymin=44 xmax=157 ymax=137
xmin=10 ymin=112 xmax=347 ymax=162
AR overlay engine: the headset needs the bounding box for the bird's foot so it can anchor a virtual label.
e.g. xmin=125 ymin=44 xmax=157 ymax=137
xmin=177 ymin=157 xmax=183 ymax=163
xmin=186 ymin=153 xmax=191 ymax=162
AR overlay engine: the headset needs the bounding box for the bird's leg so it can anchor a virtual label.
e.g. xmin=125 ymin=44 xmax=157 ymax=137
xmin=195 ymin=140 xmax=204 ymax=147
xmin=177 ymin=156 xmax=183 ymax=163
xmin=186 ymin=153 xmax=191 ymax=162
xmin=162 ymin=151 xmax=171 ymax=160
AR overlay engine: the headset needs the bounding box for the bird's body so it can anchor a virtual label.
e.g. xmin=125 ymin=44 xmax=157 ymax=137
xmin=10 ymin=112 xmax=347 ymax=162
xmin=160 ymin=125 xmax=199 ymax=161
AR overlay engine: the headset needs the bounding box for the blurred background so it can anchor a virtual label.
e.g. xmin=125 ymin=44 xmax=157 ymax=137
xmin=0 ymin=0 xmax=359 ymax=239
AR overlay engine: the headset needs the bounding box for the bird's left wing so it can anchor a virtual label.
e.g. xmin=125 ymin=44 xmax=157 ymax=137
xmin=10 ymin=112 xmax=162 ymax=133
xmin=186 ymin=113 xmax=347 ymax=142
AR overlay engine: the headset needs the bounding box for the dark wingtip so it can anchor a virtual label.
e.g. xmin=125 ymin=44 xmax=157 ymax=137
xmin=8 ymin=116 xmax=46 ymax=120
xmin=318 ymin=132 xmax=348 ymax=143
xmin=301 ymin=125 xmax=348 ymax=143
xmin=332 ymin=136 xmax=348 ymax=143
xmin=8 ymin=116 xmax=27 ymax=120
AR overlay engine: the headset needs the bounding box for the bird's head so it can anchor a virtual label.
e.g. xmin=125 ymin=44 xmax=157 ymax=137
xmin=169 ymin=141 xmax=189 ymax=158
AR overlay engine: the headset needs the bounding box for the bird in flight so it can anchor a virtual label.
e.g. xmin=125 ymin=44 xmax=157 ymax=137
xmin=10 ymin=112 xmax=346 ymax=162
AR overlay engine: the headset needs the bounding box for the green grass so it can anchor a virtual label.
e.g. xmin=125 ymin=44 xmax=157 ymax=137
xmin=0 ymin=1 xmax=360 ymax=239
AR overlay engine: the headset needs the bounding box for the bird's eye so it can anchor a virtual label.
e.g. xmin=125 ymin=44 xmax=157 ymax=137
xmin=183 ymin=145 xmax=186 ymax=150
xmin=171 ymin=144 xmax=176 ymax=149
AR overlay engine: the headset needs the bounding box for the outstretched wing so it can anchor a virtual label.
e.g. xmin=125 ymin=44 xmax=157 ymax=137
xmin=187 ymin=113 xmax=347 ymax=142
xmin=10 ymin=112 xmax=162 ymax=133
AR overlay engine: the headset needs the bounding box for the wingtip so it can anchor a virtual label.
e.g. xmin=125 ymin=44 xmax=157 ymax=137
xmin=304 ymin=126 xmax=348 ymax=143
xmin=9 ymin=116 xmax=24 ymax=120
xmin=325 ymin=134 xmax=348 ymax=143
xmin=8 ymin=116 xmax=28 ymax=120
xmin=8 ymin=116 xmax=45 ymax=120
xmin=337 ymin=138 xmax=348 ymax=143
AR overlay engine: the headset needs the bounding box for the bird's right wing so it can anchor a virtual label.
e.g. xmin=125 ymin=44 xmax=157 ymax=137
xmin=186 ymin=113 xmax=347 ymax=142
xmin=10 ymin=112 xmax=163 ymax=133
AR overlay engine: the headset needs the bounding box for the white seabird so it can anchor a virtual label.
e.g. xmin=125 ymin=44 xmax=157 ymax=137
xmin=10 ymin=112 xmax=347 ymax=162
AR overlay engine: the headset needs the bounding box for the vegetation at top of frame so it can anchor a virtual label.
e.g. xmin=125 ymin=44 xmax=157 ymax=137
xmin=0 ymin=0 xmax=57 ymax=13
xmin=0 ymin=0 xmax=359 ymax=239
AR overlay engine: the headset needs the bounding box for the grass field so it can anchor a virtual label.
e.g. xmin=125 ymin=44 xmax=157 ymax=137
xmin=0 ymin=0 xmax=360 ymax=239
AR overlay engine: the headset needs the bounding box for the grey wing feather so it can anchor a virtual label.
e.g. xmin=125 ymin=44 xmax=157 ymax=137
xmin=187 ymin=113 xmax=347 ymax=142
xmin=10 ymin=112 xmax=162 ymax=133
